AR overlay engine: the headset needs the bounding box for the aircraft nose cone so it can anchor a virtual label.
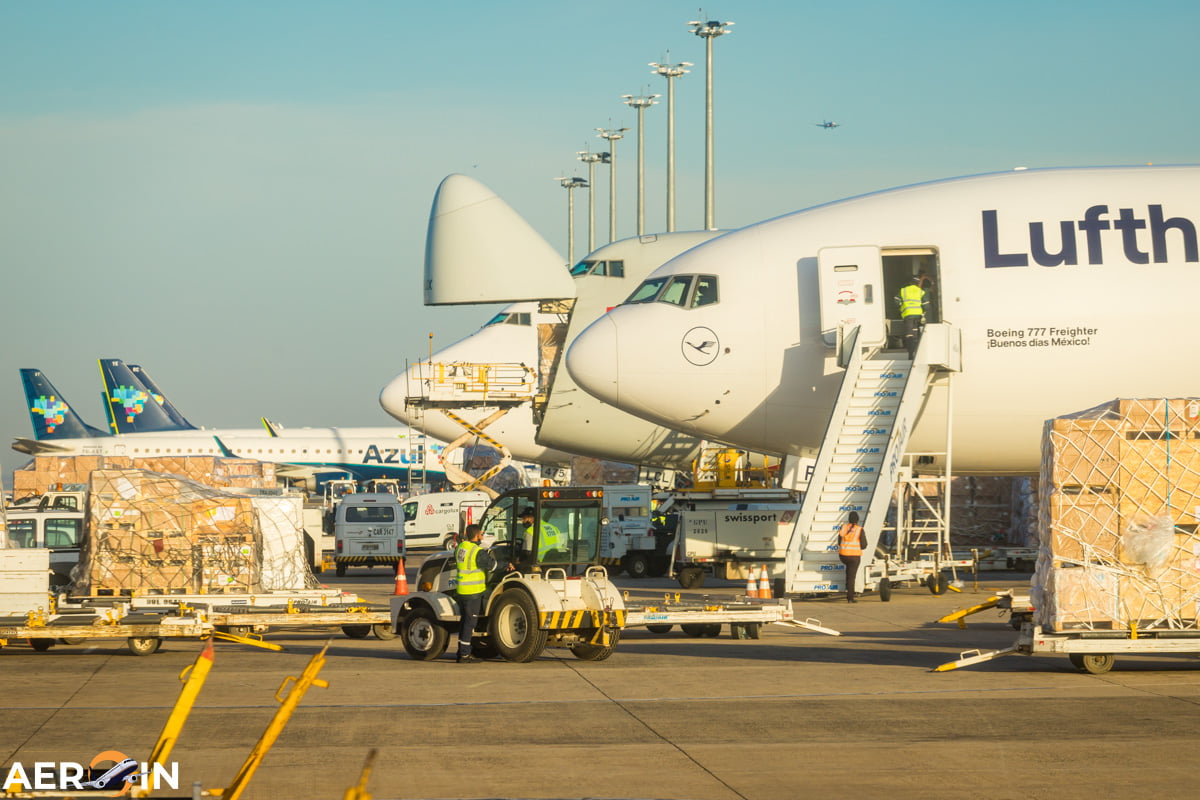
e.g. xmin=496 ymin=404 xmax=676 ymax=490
xmin=378 ymin=371 xmax=411 ymax=423
xmin=566 ymin=315 xmax=619 ymax=405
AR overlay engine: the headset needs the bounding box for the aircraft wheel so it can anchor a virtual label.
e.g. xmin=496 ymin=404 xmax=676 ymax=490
xmin=489 ymin=590 xmax=548 ymax=663
xmin=400 ymin=607 xmax=449 ymax=661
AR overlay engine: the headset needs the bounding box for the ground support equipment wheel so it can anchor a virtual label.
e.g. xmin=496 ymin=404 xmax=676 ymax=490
xmin=623 ymin=554 xmax=650 ymax=579
xmin=400 ymin=607 xmax=449 ymax=661
xmin=28 ymin=638 xmax=54 ymax=652
xmin=677 ymin=567 xmax=704 ymax=589
xmin=928 ymin=573 xmax=949 ymax=595
xmin=489 ymin=590 xmax=548 ymax=663
xmin=646 ymin=624 xmax=673 ymax=634
xmin=127 ymin=637 xmax=161 ymax=656
xmin=1069 ymin=653 xmax=1115 ymax=674
xmin=372 ymin=623 xmax=397 ymax=640
xmin=570 ymin=629 xmax=621 ymax=661
xmin=335 ymin=563 xmax=347 ymax=577
xmin=342 ymin=624 xmax=371 ymax=639
xmin=878 ymin=577 xmax=893 ymax=602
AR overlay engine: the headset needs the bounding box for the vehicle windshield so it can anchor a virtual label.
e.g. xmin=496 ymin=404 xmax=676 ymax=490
xmin=4 ymin=519 xmax=36 ymax=548
xmin=536 ymin=501 xmax=601 ymax=566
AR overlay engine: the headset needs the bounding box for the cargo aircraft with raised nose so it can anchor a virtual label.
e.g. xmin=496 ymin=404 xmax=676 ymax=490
xmin=381 ymin=173 xmax=732 ymax=479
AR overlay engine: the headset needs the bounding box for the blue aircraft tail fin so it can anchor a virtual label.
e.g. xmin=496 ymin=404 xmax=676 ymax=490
xmin=99 ymin=358 xmax=187 ymax=434
xmin=129 ymin=364 xmax=198 ymax=430
xmin=20 ymin=368 xmax=108 ymax=440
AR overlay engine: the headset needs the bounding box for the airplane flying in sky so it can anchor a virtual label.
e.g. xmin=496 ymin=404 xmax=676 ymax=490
xmin=17 ymin=366 xmax=456 ymax=489
xmin=566 ymin=165 xmax=1200 ymax=475
xmin=815 ymin=121 xmax=839 ymax=130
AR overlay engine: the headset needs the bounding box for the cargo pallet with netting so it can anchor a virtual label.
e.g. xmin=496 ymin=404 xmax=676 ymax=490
xmin=936 ymin=398 xmax=1200 ymax=673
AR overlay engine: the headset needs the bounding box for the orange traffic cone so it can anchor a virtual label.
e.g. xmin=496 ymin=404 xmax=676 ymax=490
xmin=393 ymin=559 xmax=409 ymax=596
xmin=758 ymin=565 xmax=773 ymax=599
xmin=746 ymin=566 xmax=759 ymax=599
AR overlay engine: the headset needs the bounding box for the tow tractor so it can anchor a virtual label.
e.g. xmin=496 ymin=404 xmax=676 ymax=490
xmin=394 ymin=486 xmax=625 ymax=662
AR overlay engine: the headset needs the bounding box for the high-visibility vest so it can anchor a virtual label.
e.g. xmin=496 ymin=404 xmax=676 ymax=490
xmin=528 ymin=521 xmax=564 ymax=557
xmin=455 ymin=540 xmax=486 ymax=595
xmin=898 ymin=284 xmax=925 ymax=318
xmin=838 ymin=523 xmax=864 ymax=557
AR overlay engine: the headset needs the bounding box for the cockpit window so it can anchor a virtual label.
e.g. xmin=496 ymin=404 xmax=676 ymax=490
xmin=691 ymin=275 xmax=719 ymax=307
xmin=659 ymin=275 xmax=694 ymax=307
xmin=625 ymin=277 xmax=668 ymax=304
xmin=485 ymin=312 xmax=532 ymax=326
xmin=571 ymin=259 xmax=626 ymax=277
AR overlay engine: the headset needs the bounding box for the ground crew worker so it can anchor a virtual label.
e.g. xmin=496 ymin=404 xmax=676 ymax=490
xmin=838 ymin=511 xmax=868 ymax=603
xmin=454 ymin=523 xmax=495 ymax=663
xmin=521 ymin=507 xmax=564 ymax=560
xmin=896 ymin=275 xmax=928 ymax=359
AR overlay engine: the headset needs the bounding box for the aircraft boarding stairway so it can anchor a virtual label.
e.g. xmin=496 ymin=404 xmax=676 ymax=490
xmin=783 ymin=323 xmax=961 ymax=595
xmin=405 ymin=362 xmax=538 ymax=496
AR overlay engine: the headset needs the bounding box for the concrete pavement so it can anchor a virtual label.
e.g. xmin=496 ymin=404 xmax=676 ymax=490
xmin=3 ymin=567 xmax=1199 ymax=800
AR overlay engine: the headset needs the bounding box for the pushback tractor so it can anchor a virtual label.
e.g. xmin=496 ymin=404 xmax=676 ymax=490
xmin=391 ymin=487 xmax=626 ymax=662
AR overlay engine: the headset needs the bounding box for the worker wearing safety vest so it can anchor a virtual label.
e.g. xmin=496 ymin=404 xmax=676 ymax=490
xmin=896 ymin=275 xmax=929 ymax=359
xmin=454 ymin=524 xmax=495 ymax=663
xmin=521 ymin=507 xmax=565 ymax=560
xmin=837 ymin=511 xmax=869 ymax=603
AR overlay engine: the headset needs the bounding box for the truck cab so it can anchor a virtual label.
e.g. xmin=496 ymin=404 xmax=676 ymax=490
xmin=401 ymin=491 xmax=491 ymax=550
xmin=332 ymin=493 xmax=405 ymax=577
xmin=3 ymin=506 xmax=85 ymax=588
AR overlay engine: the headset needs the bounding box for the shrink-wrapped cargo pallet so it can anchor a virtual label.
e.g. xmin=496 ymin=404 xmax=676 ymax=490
xmin=73 ymin=469 xmax=315 ymax=595
xmin=1033 ymin=398 xmax=1200 ymax=631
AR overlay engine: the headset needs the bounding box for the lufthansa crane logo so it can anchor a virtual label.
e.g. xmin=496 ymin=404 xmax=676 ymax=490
xmin=681 ymin=327 xmax=720 ymax=366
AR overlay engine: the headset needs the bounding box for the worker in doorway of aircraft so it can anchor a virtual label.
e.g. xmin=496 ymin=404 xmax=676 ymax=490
xmin=896 ymin=274 xmax=929 ymax=359
xmin=521 ymin=506 xmax=564 ymax=560
xmin=454 ymin=523 xmax=495 ymax=663
xmin=838 ymin=511 xmax=868 ymax=603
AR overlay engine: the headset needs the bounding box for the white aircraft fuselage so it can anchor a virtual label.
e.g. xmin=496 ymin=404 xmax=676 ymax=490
xmin=15 ymin=427 xmax=450 ymax=483
xmin=567 ymin=166 xmax=1200 ymax=474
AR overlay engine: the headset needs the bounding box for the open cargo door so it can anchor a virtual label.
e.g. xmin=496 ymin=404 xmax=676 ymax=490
xmin=424 ymin=174 xmax=577 ymax=305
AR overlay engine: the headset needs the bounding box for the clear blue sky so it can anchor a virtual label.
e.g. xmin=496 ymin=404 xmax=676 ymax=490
xmin=2 ymin=1 xmax=1197 ymax=481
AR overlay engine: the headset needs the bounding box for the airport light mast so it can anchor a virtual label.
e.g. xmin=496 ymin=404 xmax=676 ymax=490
xmin=621 ymin=92 xmax=659 ymax=236
xmin=554 ymin=176 xmax=588 ymax=266
xmin=576 ymin=149 xmax=608 ymax=253
xmin=596 ymin=126 xmax=629 ymax=244
xmin=689 ymin=15 xmax=733 ymax=231
xmin=649 ymin=58 xmax=691 ymax=232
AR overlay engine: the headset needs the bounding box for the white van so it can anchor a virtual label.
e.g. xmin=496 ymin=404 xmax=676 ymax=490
xmin=401 ymin=492 xmax=491 ymax=550
xmin=333 ymin=493 xmax=405 ymax=577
